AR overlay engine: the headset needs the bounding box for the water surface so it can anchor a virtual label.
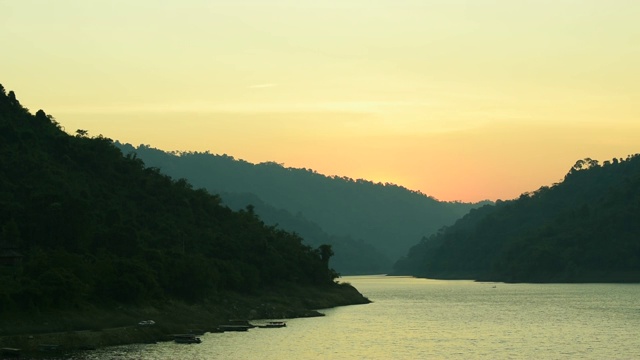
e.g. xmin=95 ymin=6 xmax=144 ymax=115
xmin=74 ymin=276 xmax=640 ymax=359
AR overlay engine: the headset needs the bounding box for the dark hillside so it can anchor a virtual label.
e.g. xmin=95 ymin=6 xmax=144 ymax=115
xmin=394 ymin=155 xmax=640 ymax=282
xmin=115 ymin=143 xmax=484 ymax=267
xmin=0 ymin=84 xmax=367 ymax=318
xmin=220 ymin=192 xmax=392 ymax=274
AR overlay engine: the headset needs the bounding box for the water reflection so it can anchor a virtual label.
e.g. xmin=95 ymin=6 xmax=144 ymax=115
xmin=73 ymin=276 xmax=640 ymax=359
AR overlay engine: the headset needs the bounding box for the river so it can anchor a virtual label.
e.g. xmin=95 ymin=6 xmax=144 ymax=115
xmin=71 ymin=275 xmax=640 ymax=359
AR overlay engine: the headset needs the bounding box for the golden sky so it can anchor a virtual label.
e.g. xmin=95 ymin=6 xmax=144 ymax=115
xmin=2 ymin=0 xmax=639 ymax=202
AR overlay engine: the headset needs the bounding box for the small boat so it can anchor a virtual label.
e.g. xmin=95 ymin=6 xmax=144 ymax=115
xmin=226 ymin=319 xmax=256 ymax=328
xmin=173 ymin=334 xmax=202 ymax=344
xmin=258 ymin=321 xmax=287 ymax=328
xmin=217 ymin=324 xmax=250 ymax=332
xmin=217 ymin=319 xmax=256 ymax=332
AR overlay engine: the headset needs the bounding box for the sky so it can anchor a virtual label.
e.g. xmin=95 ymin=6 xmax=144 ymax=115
xmin=1 ymin=0 xmax=639 ymax=202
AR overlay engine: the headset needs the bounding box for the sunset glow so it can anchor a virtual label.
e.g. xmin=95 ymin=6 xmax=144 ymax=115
xmin=2 ymin=0 xmax=638 ymax=202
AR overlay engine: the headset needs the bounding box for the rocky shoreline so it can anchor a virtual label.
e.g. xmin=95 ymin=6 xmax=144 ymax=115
xmin=0 ymin=282 xmax=370 ymax=358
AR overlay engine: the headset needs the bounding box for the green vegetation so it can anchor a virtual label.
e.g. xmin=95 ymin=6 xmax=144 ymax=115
xmin=220 ymin=192 xmax=392 ymax=274
xmin=394 ymin=155 xmax=640 ymax=282
xmin=0 ymin=84 xmax=367 ymax=323
xmin=114 ymin=143 xmax=485 ymax=273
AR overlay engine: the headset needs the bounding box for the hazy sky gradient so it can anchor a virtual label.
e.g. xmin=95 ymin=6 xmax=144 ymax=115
xmin=2 ymin=0 xmax=639 ymax=202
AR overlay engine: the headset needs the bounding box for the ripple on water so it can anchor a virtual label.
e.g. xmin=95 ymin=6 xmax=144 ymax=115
xmin=73 ymin=276 xmax=640 ymax=360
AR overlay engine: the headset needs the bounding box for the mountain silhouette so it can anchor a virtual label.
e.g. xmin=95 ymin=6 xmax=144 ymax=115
xmin=0 ymin=84 xmax=367 ymax=315
xmin=394 ymin=155 xmax=640 ymax=282
xmin=115 ymin=143 xmax=485 ymax=273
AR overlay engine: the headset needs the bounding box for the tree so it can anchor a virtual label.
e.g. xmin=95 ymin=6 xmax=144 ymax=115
xmin=318 ymin=244 xmax=334 ymax=265
xmin=76 ymin=129 xmax=89 ymax=137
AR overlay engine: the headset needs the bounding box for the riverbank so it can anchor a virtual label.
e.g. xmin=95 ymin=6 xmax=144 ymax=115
xmin=0 ymin=282 xmax=369 ymax=358
xmin=404 ymin=270 xmax=640 ymax=283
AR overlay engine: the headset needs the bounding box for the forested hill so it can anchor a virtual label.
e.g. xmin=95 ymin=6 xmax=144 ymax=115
xmin=0 ymin=84 xmax=354 ymax=313
xmin=220 ymin=192 xmax=392 ymax=275
xmin=114 ymin=143 xmax=484 ymax=268
xmin=394 ymin=155 xmax=640 ymax=283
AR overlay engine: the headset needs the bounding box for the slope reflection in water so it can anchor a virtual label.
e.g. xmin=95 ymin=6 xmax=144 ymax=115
xmin=75 ymin=275 xmax=640 ymax=360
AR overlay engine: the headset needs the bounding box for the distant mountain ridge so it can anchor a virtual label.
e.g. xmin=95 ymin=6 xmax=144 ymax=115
xmin=220 ymin=192 xmax=392 ymax=274
xmin=115 ymin=143 xmax=485 ymax=273
xmin=394 ymin=155 xmax=640 ymax=282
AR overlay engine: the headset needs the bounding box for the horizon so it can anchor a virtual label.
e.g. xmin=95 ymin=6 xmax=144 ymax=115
xmin=114 ymin=139 xmax=633 ymax=204
xmin=2 ymin=1 xmax=638 ymax=202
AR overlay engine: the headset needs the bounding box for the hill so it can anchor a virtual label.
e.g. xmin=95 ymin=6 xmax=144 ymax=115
xmin=220 ymin=192 xmax=392 ymax=274
xmin=394 ymin=155 xmax=640 ymax=282
xmin=219 ymin=193 xmax=393 ymax=275
xmin=0 ymin=84 xmax=368 ymax=336
xmin=114 ymin=143 xmax=484 ymax=272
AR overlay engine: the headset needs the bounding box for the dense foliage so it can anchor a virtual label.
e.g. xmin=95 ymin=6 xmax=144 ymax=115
xmin=220 ymin=192 xmax=392 ymax=274
xmin=0 ymin=85 xmax=338 ymax=313
xmin=114 ymin=143 xmax=484 ymax=269
xmin=394 ymin=155 xmax=640 ymax=282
